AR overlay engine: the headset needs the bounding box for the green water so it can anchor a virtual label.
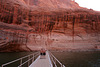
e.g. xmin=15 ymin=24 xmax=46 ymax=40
xmin=0 ymin=51 xmax=100 ymax=67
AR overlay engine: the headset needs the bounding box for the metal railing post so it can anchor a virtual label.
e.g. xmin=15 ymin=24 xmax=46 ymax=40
xmin=55 ymin=59 xmax=56 ymax=67
xmin=32 ymin=54 xmax=34 ymax=62
xmin=63 ymin=65 xmax=65 ymax=67
xmin=1 ymin=65 xmax=3 ymax=67
xmin=61 ymin=64 xmax=63 ymax=67
xmin=20 ymin=58 xmax=22 ymax=67
xmin=28 ymin=56 xmax=30 ymax=67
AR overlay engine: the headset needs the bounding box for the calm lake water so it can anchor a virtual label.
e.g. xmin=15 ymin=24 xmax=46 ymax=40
xmin=0 ymin=52 xmax=35 ymax=67
xmin=52 ymin=51 xmax=100 ymax=67
xmin=0 ymin=51 xmax=100 ymax=67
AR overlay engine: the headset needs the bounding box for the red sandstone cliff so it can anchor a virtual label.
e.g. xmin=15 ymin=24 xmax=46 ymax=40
xmin=0 ymin=0 xmax=100 ymax=52
xmin=23 ymin=0 xmax=80 ymax=9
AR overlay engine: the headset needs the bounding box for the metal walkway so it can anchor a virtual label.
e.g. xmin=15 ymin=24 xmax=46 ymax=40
xmin=1 ymin=51 xmax=65 ymax=67
xmin=29 ymin=51 xmax=53 ymax=67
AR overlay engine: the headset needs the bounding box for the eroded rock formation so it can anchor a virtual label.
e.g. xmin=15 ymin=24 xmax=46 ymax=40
xmin=0 ymin=0 xmax=100 ymax=52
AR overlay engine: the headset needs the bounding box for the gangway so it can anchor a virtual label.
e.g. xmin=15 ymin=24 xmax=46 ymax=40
xmin=1 ymin=51 xmax=65 ymax=67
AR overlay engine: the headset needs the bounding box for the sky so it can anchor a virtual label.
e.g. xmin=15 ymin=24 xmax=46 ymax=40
xmin=75 ymin=0 xmax=100 ymax=11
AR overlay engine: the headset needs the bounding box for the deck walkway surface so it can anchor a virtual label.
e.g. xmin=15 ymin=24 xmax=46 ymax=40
xmin=29 ymin=51 xmax=53 ymax=67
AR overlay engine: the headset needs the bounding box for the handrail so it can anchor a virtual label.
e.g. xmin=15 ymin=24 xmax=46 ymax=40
xmin=18 ymin=52 xmax=39 ymax=67
xmin=1 ymin=51 xmax=40 ymax=67
xmin=1 ymin=51 xmax=66 ymax=67
xmin=49 ymin=51 xmax=66 ymax=67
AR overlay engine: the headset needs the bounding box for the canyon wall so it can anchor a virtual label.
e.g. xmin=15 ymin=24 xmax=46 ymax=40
xmin=0 ymin=0 xmax=100 ymax=51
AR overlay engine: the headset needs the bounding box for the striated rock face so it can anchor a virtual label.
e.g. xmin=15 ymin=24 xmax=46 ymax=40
xmin=0 ymin=0 xmax=100 ymax=52
xmin=23 ymin=0 xmax=80 ymax=9
xmin=0 ymin=0 xmax=30 ymax=24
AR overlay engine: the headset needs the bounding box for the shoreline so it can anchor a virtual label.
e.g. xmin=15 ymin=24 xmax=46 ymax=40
xmin=0 ymin=49 xmax=100 ymax=53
